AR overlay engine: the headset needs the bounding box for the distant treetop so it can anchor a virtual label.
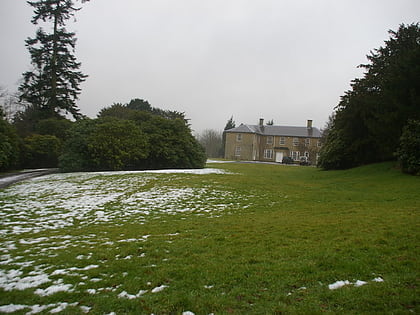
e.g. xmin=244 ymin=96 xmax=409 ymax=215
xmin=224 ymin=116 xmax=236 ymax=130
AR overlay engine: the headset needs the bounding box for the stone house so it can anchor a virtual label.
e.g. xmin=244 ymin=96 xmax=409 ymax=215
xmin=224 ymin=119 xmax=322 ymax=164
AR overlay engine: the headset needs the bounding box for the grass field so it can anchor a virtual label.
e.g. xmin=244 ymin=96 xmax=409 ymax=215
xmin=0 ymin=162 xmax=418 ymax=314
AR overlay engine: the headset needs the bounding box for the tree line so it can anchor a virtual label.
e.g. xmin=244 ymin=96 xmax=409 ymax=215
xmin=318 ymin=23 xmax=420 ymax=175
xmin=0 ymin=0 xmax=206 ymax=172
xmin=0 ymin=95 xmax=207 ymax=172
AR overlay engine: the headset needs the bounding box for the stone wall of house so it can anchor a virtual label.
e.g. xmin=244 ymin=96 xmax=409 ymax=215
xmin=225 ymin=132 xmax=321 ymax=163
xmin=225 ymin=132 xmax=258 ymax=160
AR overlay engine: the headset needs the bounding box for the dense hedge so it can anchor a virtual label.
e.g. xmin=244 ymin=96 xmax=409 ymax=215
xmin=23 ymin=134 xmax=61 ymax=168
xmin=59 ymin=111 xmax=206 ymax=172
xmin=0 ymin=116 xmax=21 ymax=171
xmin=396 ymin=120 xmax=420 ymax=175
xmin=59 ymin=118 xmax=149 ymax=172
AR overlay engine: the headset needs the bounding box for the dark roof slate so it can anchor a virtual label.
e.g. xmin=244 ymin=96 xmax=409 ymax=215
xmin=225 ymin=124 xmax=321 ymax=138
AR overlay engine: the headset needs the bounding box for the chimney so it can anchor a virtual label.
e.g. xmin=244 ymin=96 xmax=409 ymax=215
xmin=259 ymin=118 xmax=264 ymax=126
xmin=307 ymin=120 xmax=313 ymax=129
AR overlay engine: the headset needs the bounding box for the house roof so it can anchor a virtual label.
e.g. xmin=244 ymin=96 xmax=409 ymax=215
xmin=225 ymin=124 xmax=321 ymax=138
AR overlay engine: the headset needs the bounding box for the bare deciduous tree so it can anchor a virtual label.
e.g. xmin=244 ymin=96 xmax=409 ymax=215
xmin=0 ymin=87 xmax=23 ymax=122
xmin=197 ymin=129 xmax=223 ymax=158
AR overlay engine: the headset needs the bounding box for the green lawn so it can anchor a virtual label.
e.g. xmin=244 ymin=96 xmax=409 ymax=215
xmin=0 ymin=162 xmax=418 ymax=314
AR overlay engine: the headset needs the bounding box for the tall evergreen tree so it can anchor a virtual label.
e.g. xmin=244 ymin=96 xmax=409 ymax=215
xmin=318 ymin=23 xmax=420 ymax=170
xmin=19 ymin=0 xmax=89 ymax=119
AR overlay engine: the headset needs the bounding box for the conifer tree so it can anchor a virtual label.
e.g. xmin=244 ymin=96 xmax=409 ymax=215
xmin=19 ymin=0 xmax=89 ymax=119
xmin=224 ymin=116 xmax=236 ymax=130
xmin=318 ymin=23 xmax=420 ymax=170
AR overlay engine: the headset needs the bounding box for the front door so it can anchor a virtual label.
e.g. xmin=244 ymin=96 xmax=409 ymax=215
xmin=275 ymin=151 xmax=283 ymax=163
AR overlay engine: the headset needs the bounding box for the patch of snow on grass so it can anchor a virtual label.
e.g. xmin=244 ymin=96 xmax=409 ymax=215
xmin=328 ymin=280 xmax=351 ymax=290
xmin=80 ymin=305 xmax=92 ymax=313
xmin=67 ymin=264 xmax=99 ymax=272
xmin=35 ymin=283 xmax=73 ymax=296
xmin=328 ymin=277 xmax=384 ymax=290
xmin=26 ymin=304 xmax=54 ymax=314
xmin=118 ymin=289 xmax=148 ymax=299
xmin=0 ymin=303 xmax=82 ymax=315
xmin=354 ymin=280 xmax=368 ymax=287
xmin=151 ymin=285 xmax=168 ymax=293
xmin=118 ymin=290 xmax=137 ymax=299
xmin=0 ymin=269 xmax=50 ymax=291
xmin=49 ymin=302 xmax=78 ymax=313
xmin=51 ymin=269 xmax=69 ymax=276
xmin=0 ymin=304 xmax=27 ymax=313
xmin=19 ymin=237 xmax=49 ymax=245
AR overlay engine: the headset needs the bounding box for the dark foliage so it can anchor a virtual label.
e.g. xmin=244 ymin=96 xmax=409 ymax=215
xmin=35 ymin=118 xmax=73 ymax=141
xmin=97 ymin=103 xmax=134 ymax=120
xmin=0 ymin=110 xmax=21 ymax=171
xmin=319 ymin=24 xmax=420 ymax=170
xmin=99 ymin=98 xmax=188 ymax=122
xmin=59 ymin=119 xmax=97 ymax=172
xmin=23 ymin=134 xmax=61 ymax=168
xmin=131 ymin=111 xmax=206 ymax=169
xmin=11 ymin=109 xmax=73 ymax=169
xmin=60 ymin=118 xmax=147 ymax=172
xmin=224 ymin=116 xmax=236 ymax=131
xmin=396 ymin=120 xmax=420 ymax=175
xmin=87 ymin=118 xmax=149 ymax=171
xmin=13 ymin=106 xmax=65 ymax=138
xmin=60 ymin=100 xmax=206 ymax=172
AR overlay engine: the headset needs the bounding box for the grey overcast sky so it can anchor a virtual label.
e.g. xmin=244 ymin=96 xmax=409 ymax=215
xmin=1 ymin=0 xmax=419 ymax=133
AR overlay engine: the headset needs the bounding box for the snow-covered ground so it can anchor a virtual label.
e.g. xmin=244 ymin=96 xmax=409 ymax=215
xmin=0 ymin=168 xmax=250 ymax=314
xmin=0 ymin=168 xmax=242 ymax=236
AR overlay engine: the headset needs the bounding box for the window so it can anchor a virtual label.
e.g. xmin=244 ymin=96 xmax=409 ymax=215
xmin=317 ymin=140 xmax=322 ymax=147
xmin=236 ymin=134 xmax=242 ymax=141
xmin=293 ymin=138 xmax=299 ymax=146
xmin=305 ymin=138 xmax=310 ymax=146
xmin=304 ymin=151 xmax=309 ymax=158
xmin=279 ymin=137 xmax=285 ymax=145
xmin=267 ymin=136 xmax=273 ymax=145
xmin=235 ymin=146 xmax=241 ymax=156
xmin=291 ymin=151 xmax=300 ymax=160
xmin=264 ymin=149 xmax=273 ymax=159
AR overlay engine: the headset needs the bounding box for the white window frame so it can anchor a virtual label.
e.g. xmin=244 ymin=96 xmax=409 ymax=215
xmin=305 ymin=138 xmax=310 ymax=147
xmin=291 ymin=151 xmax=300 ymax=160
xmin=279 ymin=137 xmax=285 ymax=145
xmin=317 ymin=140 xmax=322 ymax=147
xmin=293 ymin=138 xmax=299 ymax=146
xmin=235 ymin=146 xmax=241 ymax=156
xmin=236 ymin=134 xmax=242 ymax=142
xmin=264 ymin=149 xmax=274 ymax=159
xmin=304 ymin=151 xmax=309 ymax=158
xmin=267 ymin=136 xmax=273 ymax=145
